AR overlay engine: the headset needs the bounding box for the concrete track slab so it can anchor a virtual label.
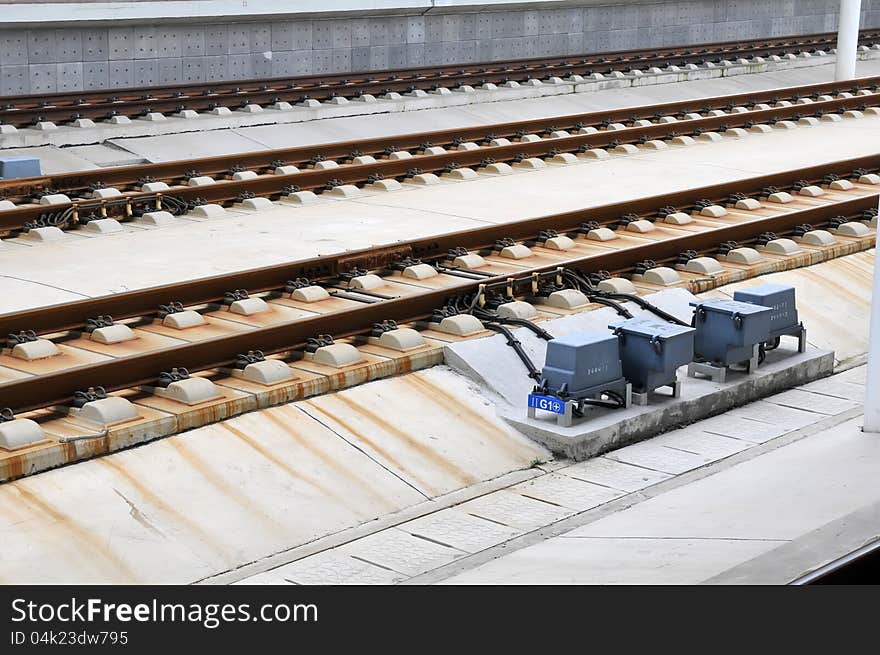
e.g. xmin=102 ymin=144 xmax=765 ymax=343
xmin=0 ymin=118 xmax=877 ymax=308
xmin=9 ymin=55 xmax=879 ymax=156
xmin=0 ymin=145 xmax=99 ymax=173
xmin=111 ymin=131 xmax=280 ymax=163
xmin=297 ymin=366 xmax=546 ymax=499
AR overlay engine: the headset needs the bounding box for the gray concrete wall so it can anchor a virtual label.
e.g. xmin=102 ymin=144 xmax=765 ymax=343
xmin=1 ymin=1 xmax=879 ymax=95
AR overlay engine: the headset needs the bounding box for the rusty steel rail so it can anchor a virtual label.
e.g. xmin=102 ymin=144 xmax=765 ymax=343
xmin=1 ymin=91 xmax=878 ymax=236
xmin=4 ymin=151 xmax=879 ymax=338
xmin=1 ymin=74 xmax=879 ymax=203
xmin=0 ymin=30 xmax=876 ymax=128
xmin=0 ymin=155 xmax=877 ymax=413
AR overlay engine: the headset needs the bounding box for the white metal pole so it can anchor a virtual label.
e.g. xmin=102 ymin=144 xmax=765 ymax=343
xmin=864 ymin=205 xmax=880 ymax=433
xmin=835 ymin=0 xmax=862 ymax=81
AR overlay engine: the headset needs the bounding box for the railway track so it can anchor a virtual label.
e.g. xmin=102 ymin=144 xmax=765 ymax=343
xmin=0 ymin=154 xmax=876 ymax=430
xmin=2 ymin=77 xmax=879 ymax=238
xmin=0 ymin=29 xmax=878 ymax=129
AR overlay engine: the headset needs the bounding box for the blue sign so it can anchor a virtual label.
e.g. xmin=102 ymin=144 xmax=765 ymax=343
xmin=528 ymin=394 xmax=566 ymax=414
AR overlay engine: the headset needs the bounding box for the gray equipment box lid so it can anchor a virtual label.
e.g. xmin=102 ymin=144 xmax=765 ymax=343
xmin=610 ymin=317 xmax=694 ymax=340
xmin=689 ymin=298 xmax=771 ymax=318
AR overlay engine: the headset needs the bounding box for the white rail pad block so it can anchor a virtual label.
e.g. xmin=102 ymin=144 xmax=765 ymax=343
xmin=189 ymin=204 xmax=227 ymax=218
xmin=626 ymin=220 xmax=655 ymax=233
xmin=73 ymin=396 xmax=140 ymax=426
xmin=162 ymin=310 xmax=207 ymax=330
xmin=662 ymin=212 xmax=693 ymax=225
xmin=513 ymin=158 xmax=546 ymax=170
xmin=767 ymin=192 xmax=794 ymax=204
xmin=39 ymin=194 xmax=71 ymax=205
xmin=699 ymin=205 xmax=728 ymax=218
xmin=578 ymin=149 xmax=610 ymax=160
xmin=444 ymin=168 xmax=479 ymax=180
xmin=141 ymin=181 xmax=170 ymax=192
xmin=237 ymin=197 xmax=274 ymax=211
xmin=597 ymin=278 xmax=637 ymax=294
xmin=798 ymin=230 xmax=837 ymax=246
xmin=91 ymin=187 xmax=122 ymax=199
xmin=798 ymin=185 xmax=824 ymax=197
xmin=684 ymin=257 xmax=724 ymax=275
xmin=452 ymin=253 xmax=486 ymax=269
xmin=156 ymin=378 xmax=223 ymax=405
xmin=543 ymin=235 xmax=575 ymax=250
xmin=499 ymin=244 xmax=532 ymax=259
xmin=83 ymin=219 xmax=124 ymax=234
xmin=724 ymin=247 xmax=764 ymax=264
xmin=328 ymin=185 xmax=361 ymax=198
xmin=291 ymin=286 xmax=331 ymax=303
xmin=237 ymin=360 xmax=296 ymax=386
xmin=11 ymin=339 xmax=60 ymax=360
xmin=377 ymin=328 xmax=426 ymax=351
xmin=312 ymin=344 xmax=365 ymax=368
xmin=22 ymin=226 xmax=66 ymax=242
xmin=284 ymin=191 xmax=320 ymax=205
xmin=496 ymin=301 xmax=538 ymax=320
xmin=368 ymin=179 xmax=403 ymax=191
xmin=229 ymin=297 xmax=270 ymax=316
xmin=90 ymin=324 xmax=137 ymax=345
xmin=545 ymin=289 xmax=588 ymax=309
xmin=735 ymin=198 xmax=761 ymax=210
xmin=402 ymin=263 xmax=439 ymax=280
xmin=137 ymin=211 xmax=177 ymax=227
xmin=835 ymin=221 xmax=871 ymax=237
xmin=436 ymin=314 xmax=484 ymax=336
xmin=0 ymin=419 xmax=46 ymax=451
xmin=639 ymin=267 xmax=682 ymax=286
xmin=349 ymin=274 xmax=384 ymax=290
xmin=761 ymin=238 xmax=802 ymax=255
xmin=829 ymin=179 xmax=854 ymax=190
xmin=587 ymin=227 xmax=617 ymax=241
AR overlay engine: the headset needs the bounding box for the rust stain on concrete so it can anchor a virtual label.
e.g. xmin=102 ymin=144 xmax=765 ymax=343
xmin=217 ymin=421 xmax=354 ymax=510
xmin=405 ymin=373 xmax=542 ymax=461
xmin=303 ymin=399 xmax=442 ymax=496
xmin=12 ymin=483 xmax=141 ymax=582
xmin=164 ymin=438 xmax=292 ymax=538
xmin=97 ymin=457 xmax=236 ymax=563
xmin=263 ymin=406 xmax=402 ymax=513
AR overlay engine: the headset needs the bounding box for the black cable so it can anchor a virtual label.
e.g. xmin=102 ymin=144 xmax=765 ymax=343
xmin=484 ymin=322 xmax=542 ymax=381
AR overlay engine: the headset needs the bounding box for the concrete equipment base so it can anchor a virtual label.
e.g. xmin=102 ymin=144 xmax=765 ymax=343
xmin=505 ymin=347 xmax=833 ymax=461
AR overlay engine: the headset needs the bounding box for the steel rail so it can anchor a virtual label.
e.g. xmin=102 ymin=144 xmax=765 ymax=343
xmin=1 ymin=92 xmax=878 ymax=235
xmin=4 ymin=151 xmax=878 ymax=337
xmin=0 ymin=30 xmax=876 ymax=128
xmin=1 ymin=75 xmax=878 ymax=202
xmin=0 ymin=192 xmax=873 ymax=415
